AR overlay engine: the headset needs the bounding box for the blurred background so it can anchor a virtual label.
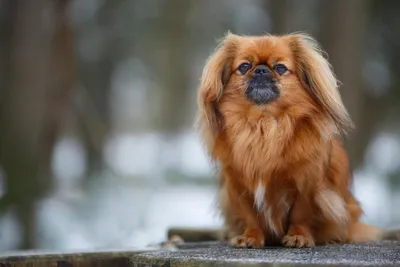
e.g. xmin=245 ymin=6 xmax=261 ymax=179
xmin=0 ymin=0 xmax=399 ymax=252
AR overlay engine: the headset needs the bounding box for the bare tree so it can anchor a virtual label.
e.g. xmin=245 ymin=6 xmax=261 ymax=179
xmin=153 ymin=0 xmax=192 ymax=134
xmin=268 ymin=0 xmax=296 ymax=34
xmin=321 ymin=0 xmax=371 ymax=168
xmin=0 ymin=0 xmax=75 ymax=249
xmin=74 ymin=0 xmax=127 ymax=178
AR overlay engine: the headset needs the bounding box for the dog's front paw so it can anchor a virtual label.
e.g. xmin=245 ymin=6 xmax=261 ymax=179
xmin=230 ymin=235 xmax=265 ymax=249
xmin=282 ymin=234 xmax=315 ymax=248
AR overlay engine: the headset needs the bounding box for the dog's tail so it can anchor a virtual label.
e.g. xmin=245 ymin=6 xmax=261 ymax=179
xmin=350 ymin=223 xmax=400 ymax=242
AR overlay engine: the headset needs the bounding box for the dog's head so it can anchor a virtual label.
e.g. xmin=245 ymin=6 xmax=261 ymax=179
xmin=197 ymin=32 xmax=353 ymax=141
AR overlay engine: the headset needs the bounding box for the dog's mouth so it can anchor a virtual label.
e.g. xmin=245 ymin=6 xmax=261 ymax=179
xmin=245 ymin=79 xmax=280 ymax=105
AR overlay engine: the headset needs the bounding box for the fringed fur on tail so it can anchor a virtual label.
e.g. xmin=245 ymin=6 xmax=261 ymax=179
xmin=350 ymin=223 xmax=400 ymax=243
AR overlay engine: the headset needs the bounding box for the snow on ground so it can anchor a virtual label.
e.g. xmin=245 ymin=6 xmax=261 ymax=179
xmin=31 ymin=130 xmax=400 ymax=251
xmin=37 ymin=184 xmax=221 ymax=250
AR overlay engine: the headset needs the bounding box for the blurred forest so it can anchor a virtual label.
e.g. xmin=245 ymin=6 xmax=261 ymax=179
xmin=0 ymin=0 xmax=400 ymax=251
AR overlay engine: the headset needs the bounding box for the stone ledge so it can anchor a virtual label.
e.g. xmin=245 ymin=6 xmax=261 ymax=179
xmin=131 ymin=241 xmax=400 ymax=267
xmin=0 ymin=249 xmax=154 ymax=267
xmin=0 ymin=241 xmax=398 ymax=266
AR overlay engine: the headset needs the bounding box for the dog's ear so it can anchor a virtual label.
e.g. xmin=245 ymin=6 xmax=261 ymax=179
xmin=197 ymin=33 xmax=240 ymax=140
xmin=289 ymin=33 xmax=354 ymax=135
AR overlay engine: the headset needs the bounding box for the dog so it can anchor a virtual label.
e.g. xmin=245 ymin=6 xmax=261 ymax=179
xmin=196 ymin=32 xmax=393 ymax=248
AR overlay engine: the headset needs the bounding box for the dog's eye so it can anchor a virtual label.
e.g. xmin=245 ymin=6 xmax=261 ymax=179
xmin=238 ymin=63 xmax=252 ymax=75
xmin=273 ymin=64 xmax=288 ymax=76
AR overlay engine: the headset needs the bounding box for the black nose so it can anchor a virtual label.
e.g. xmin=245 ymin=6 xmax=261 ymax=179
xmin=254 ymin=65 xmax=270 ymax=75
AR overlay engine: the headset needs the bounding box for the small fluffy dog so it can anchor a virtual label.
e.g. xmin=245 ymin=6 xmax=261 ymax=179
xmin=196 ymin=32 xmax=391 ymax=248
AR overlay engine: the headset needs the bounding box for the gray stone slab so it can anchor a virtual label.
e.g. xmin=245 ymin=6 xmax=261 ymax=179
xmin=130 ymin=241 xmax=400 ymax=267
xmin=0 ymin=248 xmax=155 ymax=267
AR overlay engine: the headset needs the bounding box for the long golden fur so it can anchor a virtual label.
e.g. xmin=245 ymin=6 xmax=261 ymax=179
xmin=196 ymin=32 xmax=386 ymax=248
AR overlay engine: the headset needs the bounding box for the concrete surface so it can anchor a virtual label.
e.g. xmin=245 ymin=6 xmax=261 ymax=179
xmin=0 ymin=241 xmax=398 ymax=266
xmin=0 ymin=248 xmax=153 ymax=267
xmin=131 ymin=241 xmax=400 ymax=267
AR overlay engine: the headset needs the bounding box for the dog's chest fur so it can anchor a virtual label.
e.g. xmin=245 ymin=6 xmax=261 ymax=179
xmin=223 ymin=105 xmax=294 ymax=179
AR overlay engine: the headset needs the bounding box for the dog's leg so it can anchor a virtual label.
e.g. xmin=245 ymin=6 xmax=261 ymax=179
xmin=282 ymin=193 xmax=315 ymax=248
xmin=220 ymin=178 xmax=265 ymax=248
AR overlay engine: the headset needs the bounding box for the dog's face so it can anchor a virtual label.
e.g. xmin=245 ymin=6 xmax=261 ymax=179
xmin=234 ymin=43 xmax=283 ymax=105
xmin=197 ymin=33 xmax=353 ymax=139
xmin=227 ymin=36 xmax=301 ymax=107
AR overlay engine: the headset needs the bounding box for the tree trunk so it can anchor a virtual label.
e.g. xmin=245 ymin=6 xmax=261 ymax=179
xmin=268 ymin=0 xmax=296 ymax=34
xmin=74 ymin=0 xmax=125 ymax=178
xmin=0 ymin=0 xmax=75 ymax=249
xmin=154 ymin=0 xmax=192 ymax=134
xmin=320 ymin=0 xmax=371 ymax=169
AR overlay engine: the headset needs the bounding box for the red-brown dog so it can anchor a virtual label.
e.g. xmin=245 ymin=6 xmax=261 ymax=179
xmin=196 ymin=32 xmax=389 ymax=248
